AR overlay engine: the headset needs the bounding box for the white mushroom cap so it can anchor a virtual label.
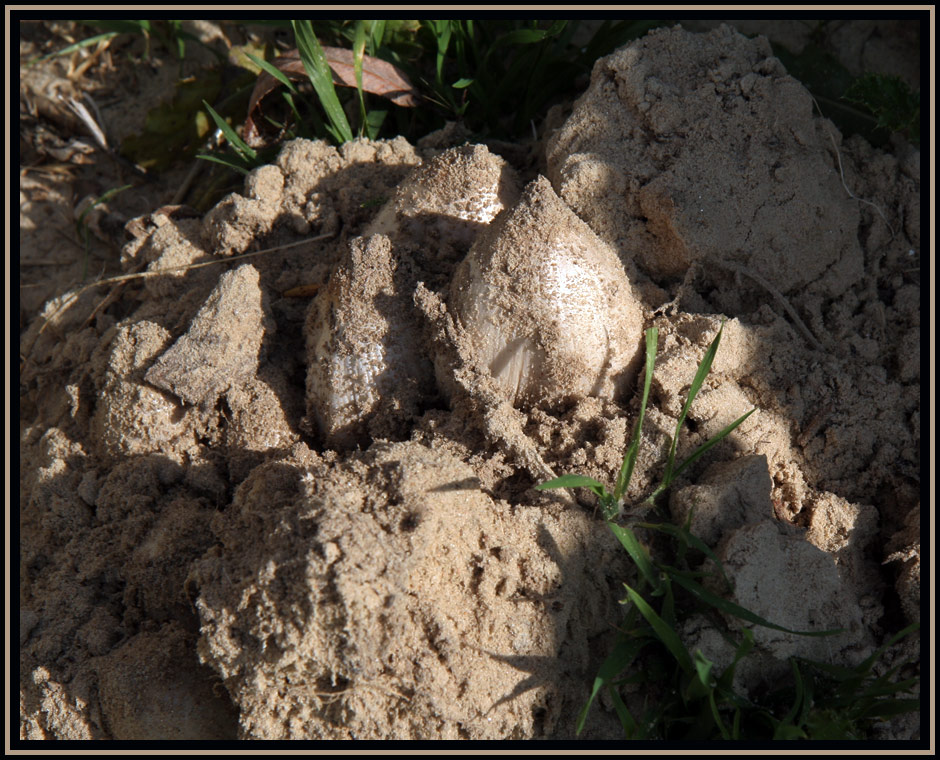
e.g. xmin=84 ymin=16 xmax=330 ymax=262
xmin=448 ymin=176 xmax=645 ymax=409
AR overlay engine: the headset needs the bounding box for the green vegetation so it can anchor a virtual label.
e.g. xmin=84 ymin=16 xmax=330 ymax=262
xmin=536 ymin=325 xmax=919 ymax=739
xmin=39 ymin=20 xmax=921 ymax=178
xmin=44 ymin=20 xmax=667 ymax=196
xmin=768 ymin=20 xmax=920 ymax=147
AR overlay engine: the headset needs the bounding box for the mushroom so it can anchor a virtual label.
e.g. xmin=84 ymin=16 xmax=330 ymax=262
xmin=445 ymin=175 xmax=645 ymax=410
xmin=305 ymin=234 xmax=430 ymax=449
xmin=305 ymin=144 xmax=520 ymax=448
xmin=365 ymin=143 xmax=521 ymax=251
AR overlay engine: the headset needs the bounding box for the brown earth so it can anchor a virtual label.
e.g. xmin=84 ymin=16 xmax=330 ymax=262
xmin=18 ymin=21 xmax=922 ymax=741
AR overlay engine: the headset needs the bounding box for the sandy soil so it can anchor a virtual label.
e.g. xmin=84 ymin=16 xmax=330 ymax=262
xmin=18 ymin=21 xmax=922 ymax=740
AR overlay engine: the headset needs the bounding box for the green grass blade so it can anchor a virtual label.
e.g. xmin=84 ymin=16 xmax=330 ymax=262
xmin=668 ymin=572 xmax=845 ymax=636
xmin=352 ymin=21 xmax=369 ymax=137
xmin=609 ymin=686 xmax=637 ymax=737
xmin=640 ymin=522 xmax=732 ymax=590
xmin=773 ymin=658 xmax=806 ymax=739
xmin=852 ymin=698 xmax=921 ymax=720
xmin=716 ymin=628 xmax=754 ymax=694
xmin=75 ymin=184 xmax=131 ymax=280
xmin=614 ymin=327 xmax=658 ymax=501
xmin=623 ymin=583 xmax=693 ymax=676
xmin=196 ymin=153 xmax=250 ymax=175
xmin=27 ymin=31 xmax=119 ymax=65
xmin=79 ymin=19 xmax=151 ymax=35
xmin=75 ymin=184 xmax=131 ymax=231
xmin=281 ymin=91 xmax=303 ymax=129
xmin=292 ymin=19 xmax=354 ymax=144
xmin=854 ymin=621 xmax=919 ymax=674
xmin=707 ymin=688 xmax=731 ymax=740
xmin=854 ymin=676 xmax=920 ymax=701
xmin=490 ymin=24 xmax=564 ymax=48
xmin=535 ymin=474 xmax=607 ymax=498
xmin=244 ymin=51 xmax=298 ymax=93
xmin=364 ymin=108 xmax=387 ymax=139
xmin=663 ymin=322 xmax=725 ymax=485
xmin=576 ymin=634 xmax=648 ymax=734
xmin=202 ymin=100 xmax=257 ymax=162
xmin=608 ymin=523 xmax=659 ymax=591
xmin=369 ymin=20 xmax=386 ymax=54
xmin=664 ymin=407 xmax=757 ymax=488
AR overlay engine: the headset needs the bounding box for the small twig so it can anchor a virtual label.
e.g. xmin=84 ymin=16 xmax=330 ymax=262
xmin=712 ymin=259 xmax=825 ymax=352
xmin=810 ymin=94 xmax=896 ymax=240
xmin=797 ymin=401 xmax=834 ymax=448
xmin=25 ymin=231 xmax=336 ymax=354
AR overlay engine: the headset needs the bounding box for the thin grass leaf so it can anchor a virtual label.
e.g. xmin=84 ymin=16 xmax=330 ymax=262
xmin=28 ymin=31 xmax=119 ymax=65
xmin=535 ymin=474 xmax=607 ymax=498
xmin=816 ymin=657 xmax=918 ymax=709
xmin=799 ymin=662 xmax=816 ymax=728
xmin=352 ymin=21 xmax=369 ymax=137
xmin=490 ymin=24 xmax=564 ymax=48
xmin=663 ymin=322 xmax=725 ymax=485
xmin=292 ymin=20 xmax=353 ymax=144
xmin=693 ymin=649 xmax=715 ymax=690
xmin=614 ymin=327 xmax=658 ymax=501
xmin=75 ymin=184 xmax=131 ymax=280
xmin=640 ymin=521 xmax=732 ymax=587
xmin=662 ymin=407 xmax=757 ymax=490
xmin=75 ymin=184 xmax=131 ymax=231
xmin=716 ymin=627 xmax=754 ymax=693
xmin=731 ymin=707 xmax=742 ymax=740
xmin=245 ymin=51 xmax=299 ymax=93
xmin=609 ymin=686 xmax=637 ymax=737
xmin=853 ymin=674 xmax=920 ymax=701
xmin=195 ymin=153 xmax=251 ymax=175
xmin=774 ymin=722 xmax=809 ymax=740
xmin=202 ymin=100 xmax=257 ymax=162
xmin=804 ymin=657 xmax=867 ymax=682
xmin=608 ymin=523 xmax=659 ymax=591
xmin=661 ymin=574 xmax=677 ymax=624
xmin=79 ymin=19 xmax=151 ymax=35
xmin=623 ymin=583 xmax=693 ymax=675
xmin=686 ymin=649 xmax=716 ymax=705
xmin=852 ymin=698 xmax=921 ymax=720
xmin=774 ymin=658 xmax=806 ymax=739
xmin=708 ymin=689 xmax=731 ymax=739
xmin=321 ymin=46 xmax=420 ymax=106
xmin=576 ymin=635 xmax=649 ymax=734
xmin=369 ymin=19 xmax=386 ymax=53
xmin=855 ymin=621 xmax=919 ymax=674
xmin=280 ymin=91 xmax=306 ymax=139
xmin=430 ymin=19 xmax=452 ymax=86
xmin=668 ymin=572 xmax=845 ymax=636
xmin=364 ymin=108 xmax=387 ymax=139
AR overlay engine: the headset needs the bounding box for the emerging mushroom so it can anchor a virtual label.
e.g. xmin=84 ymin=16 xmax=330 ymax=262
xmin=446 ymin=175 xmax=645 ymax=410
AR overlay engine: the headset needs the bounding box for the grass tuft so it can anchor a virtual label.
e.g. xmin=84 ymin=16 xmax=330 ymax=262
xmin=536 ymin=324 xmax=919 ymax=738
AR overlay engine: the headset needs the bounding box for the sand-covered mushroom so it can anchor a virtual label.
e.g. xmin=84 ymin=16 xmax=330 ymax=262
xmin=365 ymin=143 xmax=521 ymax=250
xmin=305 ymin=234 xmax=431 ymax=449
xmin=445 ymin=175 xmax=645 ymax=409
xmin=305 ymin=145 xmax=521 ymax=449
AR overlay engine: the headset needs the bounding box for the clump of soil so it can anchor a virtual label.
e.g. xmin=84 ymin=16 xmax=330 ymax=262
xmin=19 ymin=24 xmax=920 ymax=740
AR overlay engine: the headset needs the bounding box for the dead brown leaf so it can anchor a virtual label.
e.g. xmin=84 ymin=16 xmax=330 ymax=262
xmin=244 ymin=46 xmax=420 ymax=145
